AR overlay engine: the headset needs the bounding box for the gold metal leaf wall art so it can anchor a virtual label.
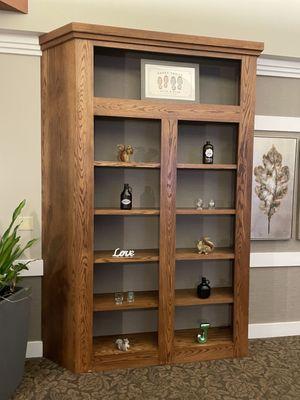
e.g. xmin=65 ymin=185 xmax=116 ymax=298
xmin=254 ymin=145 xmax=290 ymax=234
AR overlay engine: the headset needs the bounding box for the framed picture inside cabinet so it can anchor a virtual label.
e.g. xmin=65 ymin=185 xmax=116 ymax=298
xmin=251 ymin=137 xmax=297 ymax=240
xmin=141 ymin=59 xmax=199 ymax=102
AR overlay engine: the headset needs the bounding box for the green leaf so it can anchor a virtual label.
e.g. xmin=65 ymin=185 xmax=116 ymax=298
xmin=0 ymin=200 xmax=38 ymax=291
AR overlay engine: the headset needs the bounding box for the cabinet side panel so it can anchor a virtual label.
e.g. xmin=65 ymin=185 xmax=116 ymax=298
xmin=159 ymin=119 xmax=177 ymax=364
xmin=42 ymin=39 xmax=93 ymax=372
xmin=234 ymin=56 xmax=257 ymax=356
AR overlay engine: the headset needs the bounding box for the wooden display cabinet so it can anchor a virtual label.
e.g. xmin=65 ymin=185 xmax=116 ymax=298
xmin=40 ymin=23 xmax=263 ymax=373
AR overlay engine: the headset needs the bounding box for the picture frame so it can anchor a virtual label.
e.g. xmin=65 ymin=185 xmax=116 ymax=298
xmin=251 ymin=136 xmax=297 ymax=240
xmin=141 ymin=59 xmax=199 ymax=102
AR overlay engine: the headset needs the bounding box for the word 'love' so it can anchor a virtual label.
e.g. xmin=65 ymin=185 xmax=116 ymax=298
xmin=112 ymin=248 xmax=135 ymax=258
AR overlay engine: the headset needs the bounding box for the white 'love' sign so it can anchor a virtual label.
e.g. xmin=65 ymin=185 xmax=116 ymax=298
xmin=112 ymin=248 xmax=135 ymax=258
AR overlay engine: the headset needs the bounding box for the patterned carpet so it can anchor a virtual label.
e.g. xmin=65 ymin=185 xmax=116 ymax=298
xmin=13 ymin=336 xmax=300 ymax=400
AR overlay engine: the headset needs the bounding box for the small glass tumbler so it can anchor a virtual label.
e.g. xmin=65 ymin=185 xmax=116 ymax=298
xmin=127 ymin=291 xmax=135 ymax=303
xmin=115 ymin=292 xmax=124 ymax=305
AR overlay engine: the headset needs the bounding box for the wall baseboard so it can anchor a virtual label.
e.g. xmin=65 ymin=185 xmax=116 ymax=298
xmin=26 ymin=341 xmax=43 ymax=358
xmin=249 ymin=321 xmax=300 ymax=339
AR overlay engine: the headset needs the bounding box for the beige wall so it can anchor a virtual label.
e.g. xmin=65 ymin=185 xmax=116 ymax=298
xmin=0 ymin=53 xmax=41 ymax=260
xmin=0 ymin=0 xmax=300 ymax=57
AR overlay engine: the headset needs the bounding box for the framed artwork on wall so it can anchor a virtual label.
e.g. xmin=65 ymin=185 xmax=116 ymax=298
xmin=251 ymin=136 xmax=297 ymax=240
xmin=141 ymin=59 xmax=199 ymax=102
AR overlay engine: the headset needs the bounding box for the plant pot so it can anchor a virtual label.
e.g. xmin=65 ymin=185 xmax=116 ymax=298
xmin=0 ymin=287 xmax=31 ymax=400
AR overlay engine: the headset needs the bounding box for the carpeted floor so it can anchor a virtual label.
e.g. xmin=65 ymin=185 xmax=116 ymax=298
xmin=12 ymin=336 xmax=300 ymax=400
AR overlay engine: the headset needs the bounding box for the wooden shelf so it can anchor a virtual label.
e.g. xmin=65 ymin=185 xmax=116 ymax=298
xmin=93 ymin=288 xmax=232 ymax=312
xmin=176 ymin=247 xmax=235 ymax=261
xmin=94 ymin=249 xmax=159 ymax=264
xmin=93 ymin=331 xmax=158 ymax=371
xmin=174 ymin=327 xmax=234 ymax=363
xmin=94 ymin=291 xmax=158 ymax=311
xmin=175 ymin=287 xmax=233 ymax=306
xmin=94 ymin=208 xmax=159 ymax=215
xmin=176 ymin=208 xmax=236 ymax=215
xmin=94 ymin=161 xmax=160 ymax=169
xmin=95 ymin=208 xmax=235 ymax=215
xmin=177 ymin=163 xmax=237 ymax=170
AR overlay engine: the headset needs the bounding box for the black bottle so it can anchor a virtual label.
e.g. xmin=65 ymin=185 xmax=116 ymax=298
xmin=120 ymin=184 xmax=132 ymax=210
xmin=203 ymin=141 xmax=214 ymax=164
xmin=197 ymin=277 xmax=211 ymax=299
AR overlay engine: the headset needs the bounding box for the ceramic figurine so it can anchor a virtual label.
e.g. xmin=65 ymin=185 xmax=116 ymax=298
xmin=197 ymin=322 xmax=210 ymax=344
xmin=117 ymin=144 xmax=134 ymax=162
xmin=197 ymin=277 xmax=211 ymax=299
xmin=196 ymin=237 xmax=215 ymax=255
xmin=196 ymin=198 xmax=204 ymax=210
xmin=115 ymin=338 xmax=130 ymax=351
xmin=208 ymin=199 xmax=216 ymax=209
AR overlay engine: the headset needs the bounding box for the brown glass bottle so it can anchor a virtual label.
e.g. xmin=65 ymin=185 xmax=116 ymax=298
xmin=203 ymin=141 xmax=214 ymax=164
xmin=120 ymin=183 xmax=132 ymax=210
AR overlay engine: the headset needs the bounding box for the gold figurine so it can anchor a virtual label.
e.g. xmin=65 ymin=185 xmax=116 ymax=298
xmin=117 ymin=144 xmax=134 ymax=163
xmin=196 ymin=237 xmax=215 ymax=255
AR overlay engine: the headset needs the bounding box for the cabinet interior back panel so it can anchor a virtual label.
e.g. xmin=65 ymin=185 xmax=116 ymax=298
xmin=93 ymin=309 xmax=158 ymax=336
xmin=94 ymin=117 xmax=161 ymax=163
xmin=175 ymin=304 xmax=232 ymax=330
xmin=176 ymin=215 xmax=235 ymax=248
xmin=94 ymin=263 xmax=159 ymax=293
xmin=176 ymin=170 xmax=236 ymax=209
xmin=175 ymin=261 xmax=233 ymax=290
xmin=178 ymin=121 xmax=238 ymax=164
xmin=94 ymin=216 xmax=159 ymax=250
xmin=94 ymin=168 xmax=160 ymax=208
xmin=94 ymin=47 xmax=240 ymax=105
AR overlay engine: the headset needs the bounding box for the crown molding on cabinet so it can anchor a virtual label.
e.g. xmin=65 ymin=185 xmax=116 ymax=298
xmin=0 ymin=28 xmax=299 ymax=80
xmin=0 ymin=29 xmax=42 ymax=56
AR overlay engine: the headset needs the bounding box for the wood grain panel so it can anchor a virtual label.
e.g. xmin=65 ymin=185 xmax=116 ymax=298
xmin=94 ymin=249 xmax=159 ymax=264
xmin=159 ymin=119 xmax=177 ymax=364
xmin=175 ymin=287 xmax=233 ymax=306
xmin=94 ymin=97 xmax=241 ymax=122
xmin=233 ymin=56 xmax=258 ymax=357
xmin=176 ymin=208 xmax=236 ymax=215
xmin=177 ymin=163 xmax=237 ymax=170
xmin=176 ymin=247 xmax=235 ymax=261
xmin=93 ymin=291 xmax=158 ymax=311
xmin=40 ymin=23 xmax=264 ymax=56
xmin=94 ymin=161 xmax=160 ymax=169
xmin=94 ymin=208 xmax=160 ymax=215
xmin=0 ymin=0 xmax=27 ymax=13
xmin=93 ymin=332 xmax=158 ymax=371
xmin=42 ymin=39 xmax=94 ymax=373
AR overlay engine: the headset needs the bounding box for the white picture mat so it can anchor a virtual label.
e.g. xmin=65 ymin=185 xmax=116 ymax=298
xmin=141 ymin=60 xmax=199 ymax=102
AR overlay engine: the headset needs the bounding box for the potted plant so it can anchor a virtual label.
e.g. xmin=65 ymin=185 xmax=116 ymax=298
xmin=0 ymin=200 xmax=37 ymax=400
